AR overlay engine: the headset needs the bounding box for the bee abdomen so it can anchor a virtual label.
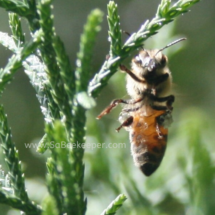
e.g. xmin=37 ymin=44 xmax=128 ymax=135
xmin=131 ymin=138 xmax=167 ymax=176
xmin=139 ymin=152 xmax=162 ymax=176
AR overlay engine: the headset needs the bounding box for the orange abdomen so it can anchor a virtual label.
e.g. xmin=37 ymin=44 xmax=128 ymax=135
xmin=130 ymin=110 xmax=168 ymax=176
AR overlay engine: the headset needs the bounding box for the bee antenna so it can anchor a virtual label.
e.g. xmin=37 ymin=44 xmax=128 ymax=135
xmin=155 ymin=38 xmax=187 ymax=57
xmin=122 ymin=30 xmax=131 ymax=37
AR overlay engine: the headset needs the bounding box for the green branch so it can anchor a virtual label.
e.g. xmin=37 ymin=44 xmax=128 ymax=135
xmin=75 ymin=9 xmax=103 ymax=93
xmin=0 ymin=0 xmax=30 ymax=17
xmin=46 ymin=121 xmax=85 ymax=215
xmin=41 ymin=195 xmax=58 ymax=215
xmin=101 ymin=194 xmax=127 ymax=215
xmin=107 ymin=1 xmax=121 ymax=57
xmin=65 ymin=9 xmax=103 ymax=215
xmin=0 ymin=31 xmax=61 ymax=153
xmin=0 ymin=29 xmax=42 ymax=95
xmin=0 ymin=190 xmax=41 ymax=215
xmin=53 ymin=36 xmax=76 ymax=103
xmin=37 ymin=0 xmax=73 ymax=133
xmin=46 ymin=157 xmax=64 ymax=214
xmin=8 ymin=12 xmax=25 ymax=45
xmin=0 ymin=106 xmax=42 ymax=214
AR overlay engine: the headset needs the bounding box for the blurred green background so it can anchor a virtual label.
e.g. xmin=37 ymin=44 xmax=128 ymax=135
xmin=0 ymin=0 xmax=215 ymax=214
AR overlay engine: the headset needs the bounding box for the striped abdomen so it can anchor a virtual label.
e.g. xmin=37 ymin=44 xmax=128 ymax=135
xmin=130 ymin=110 xmax=168 ymax=176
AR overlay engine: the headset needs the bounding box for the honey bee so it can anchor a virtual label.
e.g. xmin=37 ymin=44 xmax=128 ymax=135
xmin=97 ymin=38 xmax=186 ymax=176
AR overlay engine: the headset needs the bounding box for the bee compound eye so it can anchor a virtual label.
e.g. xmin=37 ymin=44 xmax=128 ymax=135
xmin=160 ymin=55 xmax=167 ymax=67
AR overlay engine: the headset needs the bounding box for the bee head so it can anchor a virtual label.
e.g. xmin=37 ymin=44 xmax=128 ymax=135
xmin=132 ymin=38 xmax=186 ymax=79
xmin=132 ymin=49 xmax=168 ymax=78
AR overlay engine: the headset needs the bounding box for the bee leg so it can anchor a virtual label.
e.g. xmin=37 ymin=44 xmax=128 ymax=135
xmin=166 ymin=95 xmax=175 ymax=109
xmin=116 ymin=116 xmax=133 ymax=132
xmin=119 ymin=65 xmax=145 ymax=83
xmin=97 ymin=99 xmax=129 ymax=119
xmin=151 ymin=105 xmax=167 ymax=111
xmin=97 ymin=98 xmax=143 ymax=119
